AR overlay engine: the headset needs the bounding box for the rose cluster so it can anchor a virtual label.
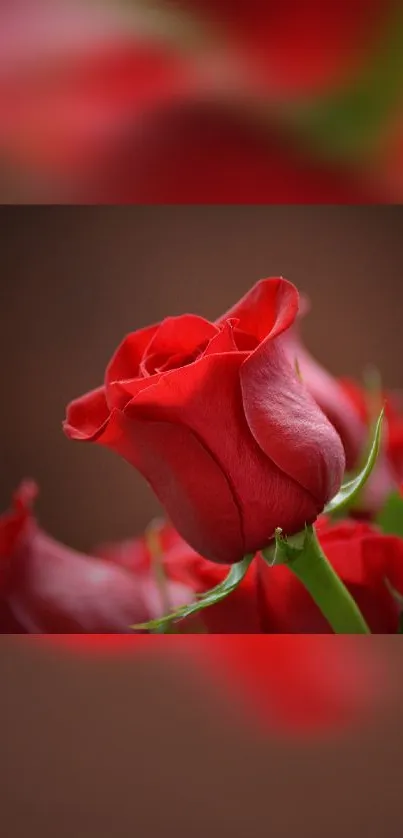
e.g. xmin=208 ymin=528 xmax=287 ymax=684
xmin=2 ymin=276 xmax=403 ymax=636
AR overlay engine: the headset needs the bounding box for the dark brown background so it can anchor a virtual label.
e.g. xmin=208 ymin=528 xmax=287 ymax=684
xmin=1 ymin=637 xmax=403 ymax=838
xmin=1 ymin=206 xmax=402 ymax=549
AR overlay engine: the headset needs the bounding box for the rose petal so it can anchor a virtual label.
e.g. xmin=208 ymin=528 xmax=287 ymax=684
xmin=201 ymin=319 xmax=239 ymax=355
xmin=142 ymin=315 xmax=218 ymax=368
xmin=64 ymin=386 xmax=110 ymax=441
xmin=281 ymin=330 xmax=366 ymax=471
xmin=124 ymin=351 xmax=319 ymax=553
xmin=241 ymin=341 xmax=345 ymax=504
xmin=105 ymin=323 xmax=159 ymax=398
xmin=216 ymin=277 xmax=299 ymax=342
xmin=88 ymin=409 xmax=244 ymax=563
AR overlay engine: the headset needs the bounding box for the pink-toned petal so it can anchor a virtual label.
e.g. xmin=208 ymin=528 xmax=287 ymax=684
xmin=241 ymin=341 xmax=345 ymax=504
xmin=217 ymin=277 xmax=299 ymax=343
xmin=94 ymin=536 xmax=150 ymax=573
xmin=7 ymin=531 xmax=156 ymax=633
xmin=139 ymin=576 xmax=194 ymax=619
xmin=0 ymin=481 xmax=38 ymax=590
xmin=281 ymin=330 xmax=365 ymax=470
xmin=63 ymin=386 xmax=110 ymax=441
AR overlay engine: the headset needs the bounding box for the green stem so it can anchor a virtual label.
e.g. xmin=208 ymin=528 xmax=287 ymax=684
xmin=288 ymin=527 xmax=370 ymax=634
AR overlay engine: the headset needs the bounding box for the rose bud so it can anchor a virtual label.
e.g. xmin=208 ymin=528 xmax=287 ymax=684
xmin=64 ymin=277 xmax=345 ymax=564
xmin=0 ymin=482 xmax=192 ymax=633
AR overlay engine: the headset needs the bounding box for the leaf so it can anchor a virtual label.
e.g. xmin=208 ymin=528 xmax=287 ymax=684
xmin=325 ymin=409 xmax=384 ymax=516
xmin=130 ymin=553 xmax=254 ymax=632
xmin=376 ymin=491 xmax=403 ymax=538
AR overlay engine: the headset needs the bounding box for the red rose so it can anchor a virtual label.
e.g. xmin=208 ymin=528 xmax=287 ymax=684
xmin=64 ymin=278 xmax=345 ymax=563
xmin=0 ymin=483 xmax=192 ymax=633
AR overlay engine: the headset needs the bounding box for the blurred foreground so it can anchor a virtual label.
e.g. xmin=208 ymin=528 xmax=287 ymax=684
xmin=1 ymin=0 xmax=403 ymax=202
xmin=1 ymin=635 xmax=402 ymax=838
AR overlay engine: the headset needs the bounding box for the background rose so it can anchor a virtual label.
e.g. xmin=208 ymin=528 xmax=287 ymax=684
xmin=340 ymin=379 xmax=403 ymax=482
xmin=101 ymin=518 xmax=403 ymax=634
xmin=64 ymin=278 xmax=345 ymax=563
xmin=95 ymin=516 xmax=403 ymax=634
xmin=97 ymin=525 xmax=262 ymax=633
xmin=258 ymin=517 xmax=403 ymax=633
xmin=162 ymin=518 xmax=403 ymax=633
xmin=0 ymin=483 xmax=192 ymax=633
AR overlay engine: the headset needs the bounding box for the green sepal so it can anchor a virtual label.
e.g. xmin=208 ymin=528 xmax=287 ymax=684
xmin=261 ymin=525 xmax=311 ymax=567
xmin=263 ymin=524 xmax=370 ymax=633
xmin=130 ymin=553 xmax=254 ymax=632
xmin=376 ymin=491 xmax=403 ymax=538
xmin=325 ymin=409 xmax=384 ymax=516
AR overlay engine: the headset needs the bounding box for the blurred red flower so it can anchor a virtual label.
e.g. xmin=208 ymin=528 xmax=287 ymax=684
xmin=1 ymin=0 xmax=399 ymax=201
xmin=98 ymin=516 xmax=403 ymax=634
xmin=170 ymin=0 xmax=394 ymax=97
xmin=0 ymin=482 xmax=192 ymax=633
xmin=341 ymin=379 xmax=403 ymax=482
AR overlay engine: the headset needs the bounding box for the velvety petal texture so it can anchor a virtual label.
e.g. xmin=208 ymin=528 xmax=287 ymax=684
xmin=280 ymin=328 xmax=366 ymax=471
xmin=279 ymin=316 xmax=398 ymax=514
xmin=64 ymin=277 xmax=346 ymax=563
